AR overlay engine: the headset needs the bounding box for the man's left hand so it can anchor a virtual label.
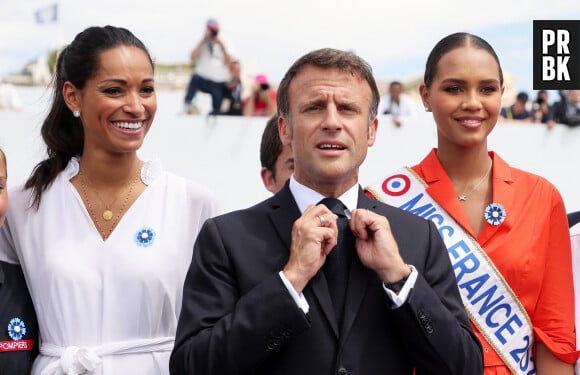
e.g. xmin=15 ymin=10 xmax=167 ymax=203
xmin=349 ymin=208 xmax=411 ymax=283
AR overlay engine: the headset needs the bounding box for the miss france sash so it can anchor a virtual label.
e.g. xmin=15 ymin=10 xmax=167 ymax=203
xmin=366 ymin=167 xmax=535 ymax=374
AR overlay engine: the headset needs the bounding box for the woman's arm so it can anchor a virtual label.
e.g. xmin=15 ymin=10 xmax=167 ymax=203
xmin=535 ymin=342 xmax=574 ymax=375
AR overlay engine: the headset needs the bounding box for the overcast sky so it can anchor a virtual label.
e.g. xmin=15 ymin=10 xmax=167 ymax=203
xmin=1 ymin=0 xmax=579 ymax=97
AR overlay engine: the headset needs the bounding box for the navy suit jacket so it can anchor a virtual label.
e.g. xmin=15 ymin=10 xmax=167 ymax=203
xmin=568 ymin=211 xmax=580 ymax=228
xmin=170 ymin=185 xmax=483 ymax=374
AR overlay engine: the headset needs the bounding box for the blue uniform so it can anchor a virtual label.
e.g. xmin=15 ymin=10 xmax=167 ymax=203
xmin=0 ymin=261 xmax=37 ymax=374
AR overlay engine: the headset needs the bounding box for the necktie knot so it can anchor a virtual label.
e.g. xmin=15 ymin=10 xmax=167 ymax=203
xmin=318 ymin=198 xmax=347 ymax=217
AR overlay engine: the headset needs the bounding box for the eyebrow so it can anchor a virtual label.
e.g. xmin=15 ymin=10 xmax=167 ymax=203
xmin=441 ymin=78 xmax=500 ymax=85
xmin=305 ymin=98 xmax=326 ymax=106
xmin=99 ymin=78 xmax=155 ymax=85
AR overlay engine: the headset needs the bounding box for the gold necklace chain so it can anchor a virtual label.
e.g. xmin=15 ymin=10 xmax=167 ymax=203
xmin=79 ymin=166 xmax=141 ymax=240
xmin=458 ymin=161 xmax=492 ymax=201
xmin=80 ymin=173 xmax=120 ymax=221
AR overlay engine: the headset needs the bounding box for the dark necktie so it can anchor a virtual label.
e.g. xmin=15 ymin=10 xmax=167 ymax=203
xmin=318 ymin=198 xmax=355 ymax=326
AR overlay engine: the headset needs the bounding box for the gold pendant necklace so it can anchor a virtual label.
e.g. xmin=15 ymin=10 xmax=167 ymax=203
xmin=81 ymin=174 xmax=118 ymax=221
xmin=79 ymin=166 xmax=141 ymax=239
xmin=79 ymin=169 xmax=132 ymax=221
xmin=457 ymin=161 xmax=492 ymax=201
xmin=103 ymin=209 xmax=113 ymax=221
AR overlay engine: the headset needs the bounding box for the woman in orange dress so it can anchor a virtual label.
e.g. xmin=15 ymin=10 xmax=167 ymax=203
xmin=417 ymin=32 xmax=578 ymax=375
xmin=368 ymin=32 xmax=577 ymax=374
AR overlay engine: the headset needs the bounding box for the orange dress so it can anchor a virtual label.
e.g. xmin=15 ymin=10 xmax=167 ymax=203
xmin=410 ymin=149 xmax=576 ymax=373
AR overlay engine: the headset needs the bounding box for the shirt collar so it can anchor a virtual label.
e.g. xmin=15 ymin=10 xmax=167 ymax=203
xmin=288 ymin=175 xmax=359 ymax=214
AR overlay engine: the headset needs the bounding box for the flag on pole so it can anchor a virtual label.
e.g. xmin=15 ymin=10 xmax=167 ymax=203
xmin=34 ymin=3 xmax=58 ymax=24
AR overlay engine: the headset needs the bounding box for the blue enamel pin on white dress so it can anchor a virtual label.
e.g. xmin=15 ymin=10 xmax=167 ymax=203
xmin=135 ymin=227 xmax=156 ymax=247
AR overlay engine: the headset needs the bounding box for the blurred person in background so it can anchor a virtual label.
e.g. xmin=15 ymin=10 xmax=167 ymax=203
xmin=222 ymin=59 xmax=244 ymax=116
xmin=499 ymin=91 xmax=532 ymax=123
xmin=0 ymin=76 xmax=23 ymax=111
xmin=531 ymin=90 xmax=551 ymax=124
xmin=548 ymin=90 xmax=580 ymax=128
xmin=377 ymin=81 xmax=416 ymax=127
xmin=243 ymin=73 xmax=277 ymax=117
xmin=183 ymin=18 xmax=233 ymax=115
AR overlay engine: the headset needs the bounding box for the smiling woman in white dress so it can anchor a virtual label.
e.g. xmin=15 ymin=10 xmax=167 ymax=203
xmin=0 ymin=25 xmax=219 ymax=375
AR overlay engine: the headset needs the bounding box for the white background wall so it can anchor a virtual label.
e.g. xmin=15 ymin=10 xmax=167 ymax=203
xmin=1 ymin=87 xmax=579 ymax=215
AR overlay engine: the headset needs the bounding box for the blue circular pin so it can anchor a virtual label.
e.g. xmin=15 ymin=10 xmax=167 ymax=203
xmin=484 ymin=203 xmax=506 ymax=226
xmin=135 ymin=227 xmax=156 ymax=247
xmin=7 ymin=317 xmax=26 ymax=340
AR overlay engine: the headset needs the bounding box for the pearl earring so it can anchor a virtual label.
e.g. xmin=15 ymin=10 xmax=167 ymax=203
xmin=73 ymin=110 xmax=80 ymax=118
xmin=424 ymin=108 xmax=430 ymax=112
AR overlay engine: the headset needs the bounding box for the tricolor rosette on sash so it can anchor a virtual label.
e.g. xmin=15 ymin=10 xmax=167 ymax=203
xmin=366 ymin=167 xmax=535 ymax=375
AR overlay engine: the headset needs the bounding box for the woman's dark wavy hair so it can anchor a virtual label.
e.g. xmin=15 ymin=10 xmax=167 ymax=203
xmin=25 ymin=25 xmax=153 ymax=209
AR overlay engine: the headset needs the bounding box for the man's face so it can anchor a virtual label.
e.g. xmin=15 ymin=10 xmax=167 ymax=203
xmin=272 ymin=145 xmax=294 ymax=192
xmin=279 ymin=65 xmax=377 ymax=196
xmin=568 ymin=90 xmax=580 ymax=105
xmin=261 ymin=144 xmax=294 ymax=194
xmin=389 ymin=83 xmax=402 ymax=101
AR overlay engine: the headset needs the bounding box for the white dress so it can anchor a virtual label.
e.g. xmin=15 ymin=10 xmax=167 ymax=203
xmin=0 ymin=157 xmax=219 ymax=375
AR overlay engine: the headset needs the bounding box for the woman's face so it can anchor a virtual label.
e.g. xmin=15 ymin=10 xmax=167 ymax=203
xmin=64 ymin=45 xmax=156 ymax=156
xmin=420 ymin=46 xmax=504 ymax=150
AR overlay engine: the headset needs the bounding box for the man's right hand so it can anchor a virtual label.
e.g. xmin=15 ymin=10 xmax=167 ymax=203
xmin=283 ymin=204 xmax=338 ymax=293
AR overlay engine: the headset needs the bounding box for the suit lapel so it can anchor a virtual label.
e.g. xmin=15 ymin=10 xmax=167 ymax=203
xmin=268 ymin=185 xmax=339 ymax=336
xmin=268 ymin=186 xmax=299 ymax=251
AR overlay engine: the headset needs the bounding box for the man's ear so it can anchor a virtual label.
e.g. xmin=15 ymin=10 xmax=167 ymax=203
xmin=367 ymin=117 xmax=378 ymax=147
xmin=278 ymin=116 xmax=291 ymax=147
xmin=260 ymin=167 xmax=277 ymax=194
xmin=62 ymin=81 xmax=81 ymax=113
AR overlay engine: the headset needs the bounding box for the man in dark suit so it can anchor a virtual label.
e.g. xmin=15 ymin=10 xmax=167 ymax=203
xmin=260 ymin=114 xmax=294 ymax=194
xmin=569 ymin=211 xmax=580 ymax=228
xmin=170 ymin=48 xmax=483 ymax=374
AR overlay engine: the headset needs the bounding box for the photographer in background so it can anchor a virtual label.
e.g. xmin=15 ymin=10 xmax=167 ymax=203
xmin=548 ymin=90 xmax=580 ymax=128
xmin=499 ymin=91 xmax=533 ymax=123
xmin=183 ymin=18 xmax=233 ymax=115
xmin=222 ymin=60 xmax=244 ymax=116
xmin=243 ymin=73 xmax=277 ymax=117
xmin=531 ymin=90 xmax=551 ymax=124
xmin=377 ymin=81 xmax=416 ymax=127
